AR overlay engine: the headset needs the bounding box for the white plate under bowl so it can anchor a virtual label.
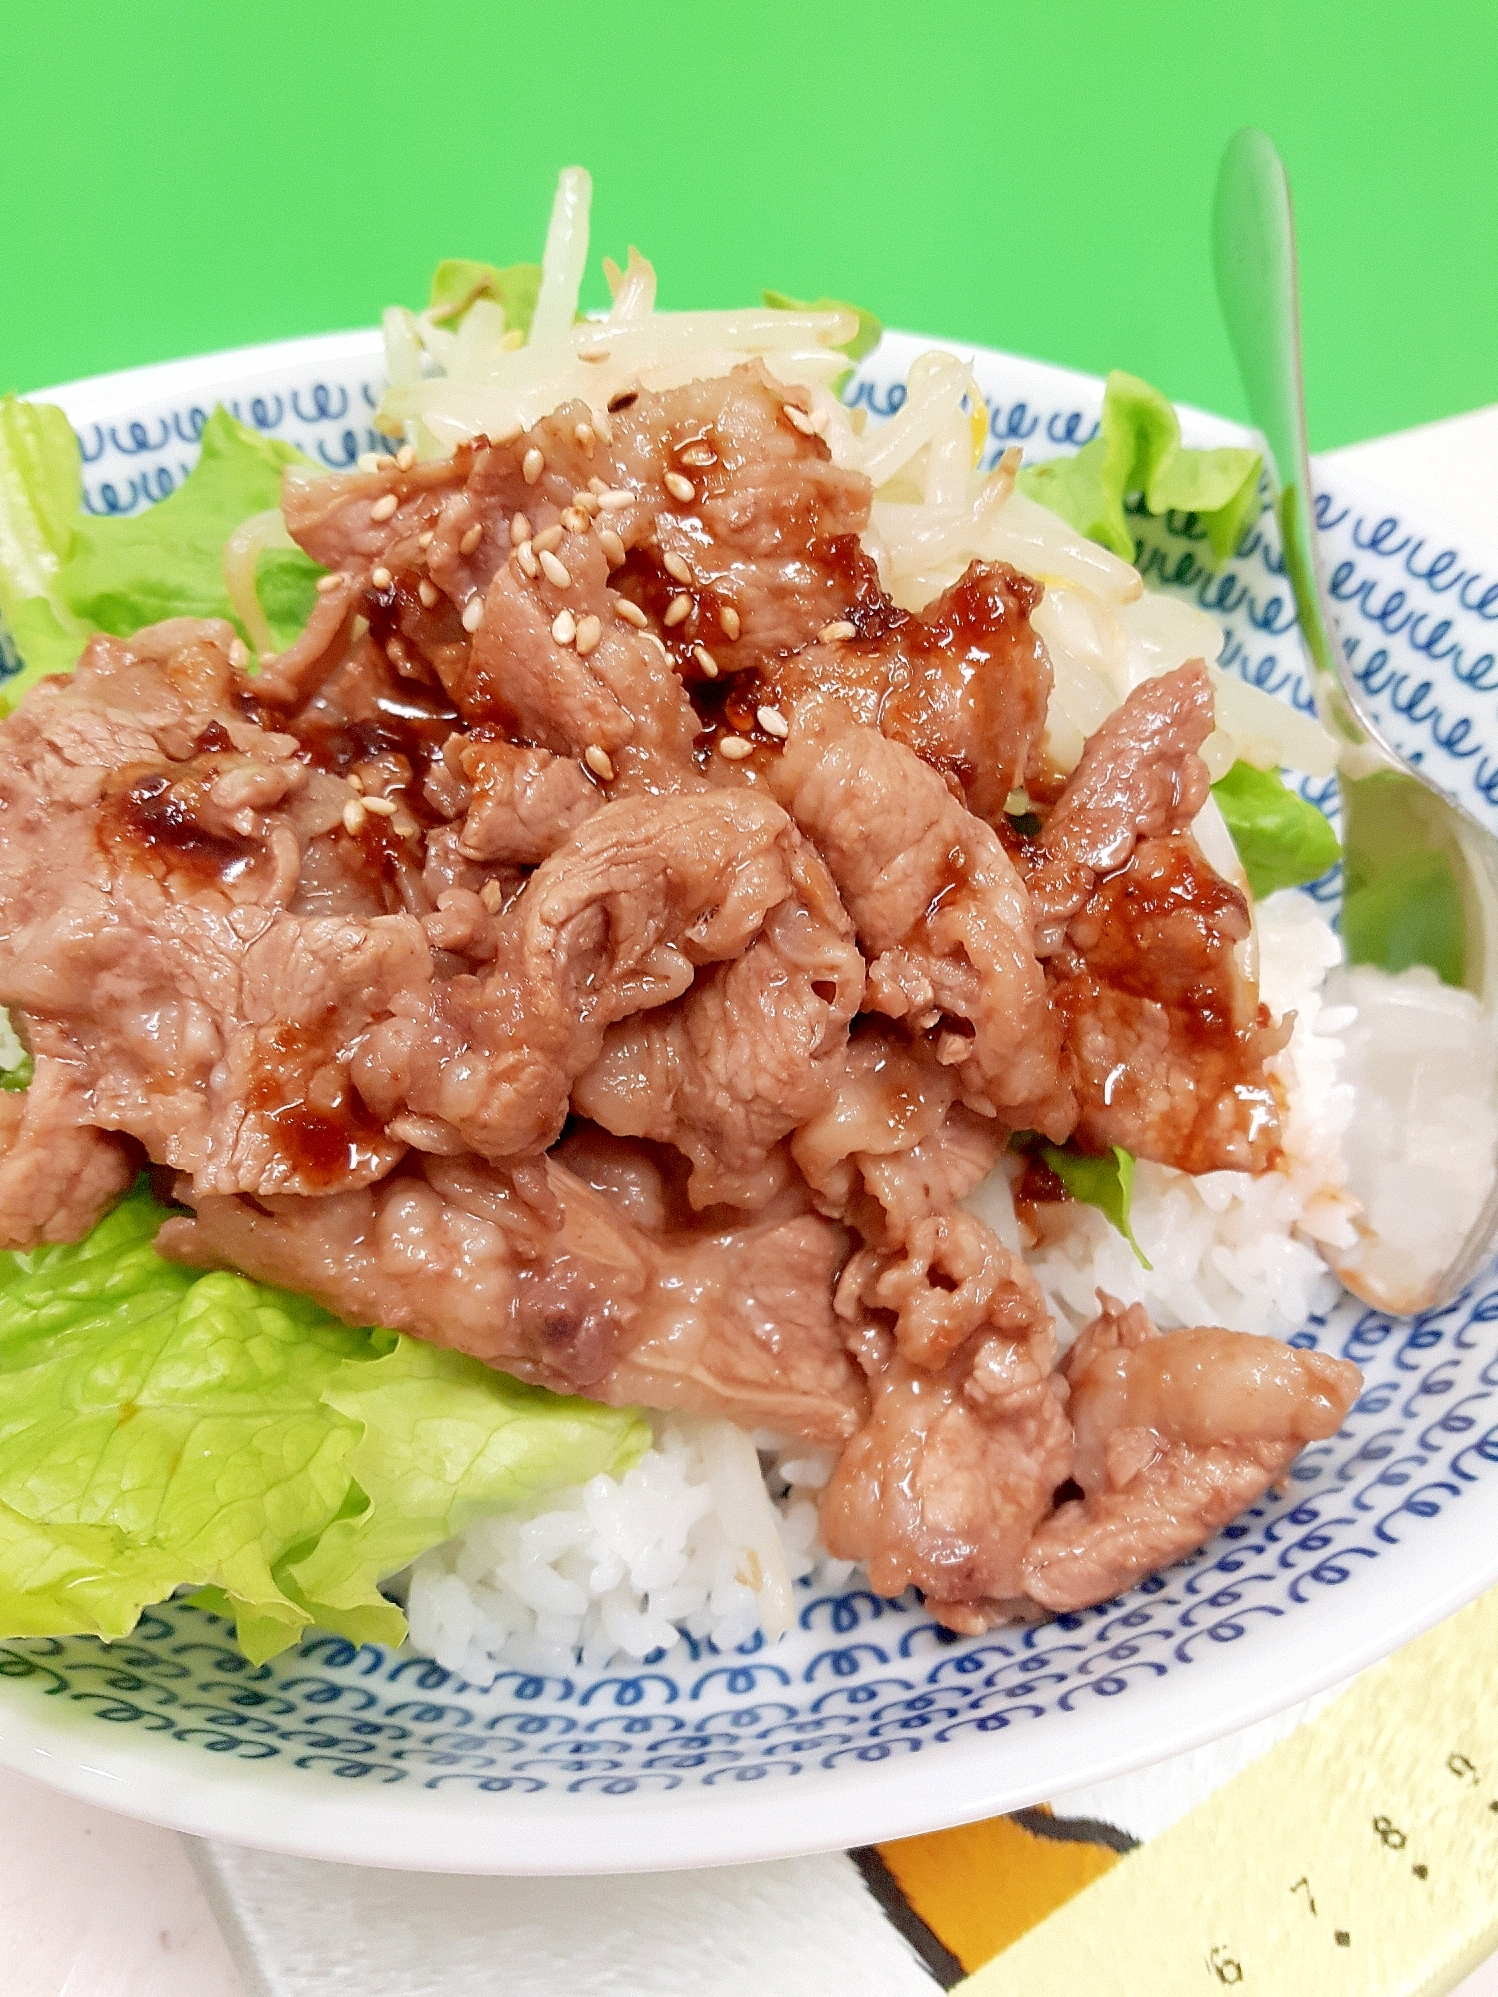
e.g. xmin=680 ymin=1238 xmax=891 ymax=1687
xmin=1 ymin=330 xmax=1495 ymax=1875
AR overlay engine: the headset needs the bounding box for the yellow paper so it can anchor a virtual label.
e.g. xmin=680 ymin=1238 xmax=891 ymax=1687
xmin=964 ymin=1587 xmax=1498 ymax=1996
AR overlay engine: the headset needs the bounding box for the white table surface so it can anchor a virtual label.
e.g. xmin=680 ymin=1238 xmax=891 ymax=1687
xmin=2 ymin=404 xmax=1496 ymax=1997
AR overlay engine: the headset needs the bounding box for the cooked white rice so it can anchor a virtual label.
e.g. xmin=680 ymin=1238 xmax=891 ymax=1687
xmin=1319 ymin=961 xmax=1498 ymax=1314
xmin=403 ymin=1424 xmax=850 ymax=1683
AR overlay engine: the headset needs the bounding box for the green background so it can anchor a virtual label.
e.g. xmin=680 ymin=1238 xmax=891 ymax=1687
xmin=3 ymin=0 xmax=1494 ymax=449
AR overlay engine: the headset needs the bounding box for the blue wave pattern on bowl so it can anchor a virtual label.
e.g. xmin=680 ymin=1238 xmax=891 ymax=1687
xmin=71 ymin=374 xmax=395 ymax=519
xmin=2 ymin=344 xmax=1495 ymax=1802
xmin=1 ymin=1270 xmax=1492 ymax=1797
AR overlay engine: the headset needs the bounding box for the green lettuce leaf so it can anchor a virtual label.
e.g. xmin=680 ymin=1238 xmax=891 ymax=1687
xmin=0 ymin=401 xmax=324 ymax=701
xmin=254 ymin=545 xmax=326 ymax=653
xmin=1040 ymin=1141 xmax=1151 ymax=1268
xmin=286 ymin=1338 xmax=652 ymax=1630
xmin=0 ymin=396 xmax=92 ymax=687
xmin=1211 ymin=759 xmax=1342 ymax=899
xmin=762 ymin=290 xmax=883 ymax=363
xmin=1018 ymin=370 xmax=1262 ymax=564
xmin=429 ymin=259 xmax=543 ymax=337
xmin=0 ymin=1008 xmax=32 ymax=1093
xmin=59 ymin=409 xmax=311 ymax=641
xmin=0 ymin=1187 xmax=647 ymax=1663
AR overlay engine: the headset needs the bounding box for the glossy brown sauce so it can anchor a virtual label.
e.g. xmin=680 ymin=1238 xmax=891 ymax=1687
xmin=612 ymin=546 xmax=735 ymax=685
xmin=1076 ymin=837 xmax=1249 ymax=1044
xmin=96 ymin=768 xmax=257 ymax=889
xmin=1013 ymin=1147 xmax=1070 ymax=1232
xmin=247 ymin=1018 xmax=387 ymax=1187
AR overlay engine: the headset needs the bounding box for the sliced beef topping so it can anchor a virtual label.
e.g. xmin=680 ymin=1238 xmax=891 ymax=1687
xmin=756 ymin=558 xmax=1053 ymax=825
xmin=0 ymin=623 xmax=424 ymax=1197
xmin=769 ymin=697 xmax=1073 ymax=1139
xmin=1048 ymin=834 xmax=1285 ymax=1172
xmin=571 ymin=835 xmax=864 ymax=1211
xmin=1006 ymin=666 xmax=1282 ymax=1174
xmin=355 ymin=788 xmax=855 ymax=1167
xmin=821 ymin=1214 xmax=1071 ymax=1629
xmin=0 ymin=1034 xmax=135 ymax=1251
xmin=159 ymin=1148 xmax=867 ymax=1446
xmin=457 ymin=741 xmax=602 ymax=864
xmin=791 ymin=1024 xmax=1003 ymax=1246
xmin=581 ymin=366 xmax=875 ymax=675
xmin=1022 ymin=1297 xmax=1359 ymax=1612
xmin=0 ymin=359 xmax=1358 ymax=1634
xmin=1027 ymin=661 xmax=1215 ymax=953
xmin=271 ymin=365 xmax=875 ymax=778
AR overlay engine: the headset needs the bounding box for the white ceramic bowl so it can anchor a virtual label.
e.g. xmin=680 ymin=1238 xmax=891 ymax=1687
xmin=1 ymin=330 xmax=1495 ymax=1873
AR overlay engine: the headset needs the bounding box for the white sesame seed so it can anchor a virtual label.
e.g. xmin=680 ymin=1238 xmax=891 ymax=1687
xmin=663 ymin=594 xmax=692 ymax=627
xmin=376 ymin=453 xmax=397 ymax=471
xmin=480 ymin=878 xmax=504 ymax=913
xmin=516 ymin=541 xmax=540 ymax=578
xmin=370 ymin=493 xmax=399 ymax=522
xmin=680 ymin=443 xmax=716 ymax=468
xmin=370 ymin=565 xmax=393 ymax=590
xmin=532 ymin=525 xmax=563 ymax=554
xmin=510 ymin=511 xmax=532 ymax=545
xmin=663 ymin=552 xmax=692 ymax=585
xmin=418 ymin=579 xmax=439 ymax=609
xmin=315 ymin=573 xmax=342 ymax=595
xmin=418 ymin=530 xmax=434 ymax=549
xmin=551 ymin=609 xmax=577 ymax=646
xmin=575 ymin=614 xmax=602 ymax=656
xmin=461 ymin=596 xmax=486 ymax=633
xmin=347 ymin=772 xmax=364 ymax=793
xmin=539 ymin=550 xmax=572 ymax=589
xmin=614 ymin=598 xmax=648 ymax=627
xmin=717 ymin=735 xmax=752 ymax=759
xmin=357 ymin=452 xmax=381 ymax=474
xmin=818 ymin=619 xmax=857 ymax=642
xmin=228 ymin=638 xmax=250 ymax=670
xmin=561 ymin=506 xmax=591 ymax=534
xmin=574 ymin=421 xmax=596 ymax=455
xmin=460 ymin=523 xmax=484 ymax=555
xmin=571 ymin=489 xmax=600 ymax=515
xmin=597 ymin=488 xmax=633 ymax=511
xmin=522 ymin=446 xmax=545 ymax=485
xmin=585 ymin=745 xmax=615 ymax=780
xmin=693 ymin=644 xmax=719 ymax=679
xmin=757 ymin=705 xmax=789 ymax=739
xmin=598 ymin=529 xmax=626 ymax=569
xmin=588 ymin=475 xmax=609 ymax=495
xmin=592 ymin=408 xmax=614 ymax=445
xmin=342 ymin=799 xmax=368 ymax=833
xmin=718 ymin=604 xmax=741 ymax=639
xmin=782 ymin=403 xmax=816 ymax=436
xmin=361 ymin=794 xmax=398 ymax=816
xmin=663 ymin=471 xmax=695 ymax=503
xmin=577 ymin=342 xmax=610 ymax=365
xmin=395 ymin=444 xmax=417 ymax=471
